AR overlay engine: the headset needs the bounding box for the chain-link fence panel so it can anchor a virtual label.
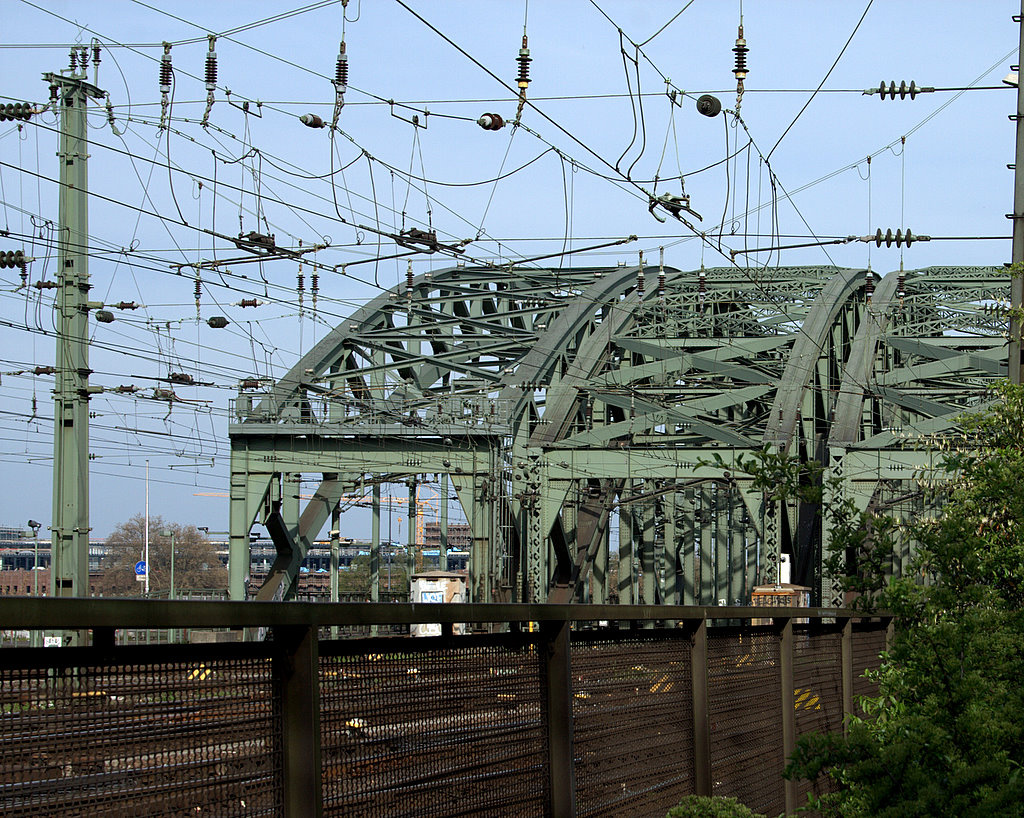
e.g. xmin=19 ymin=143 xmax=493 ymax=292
xmin=0 ymin=645 xmax=281 ymax=817
xmin=708 ymin=628 xmax=785 ymax=817
xmin=571 ymin=630 xmax=694 ymax=818
xmin=320 ymin=633 xmax=548 ymax=817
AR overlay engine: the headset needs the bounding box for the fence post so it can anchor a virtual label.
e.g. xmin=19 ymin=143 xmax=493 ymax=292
xmin=690 ymin=618 xmax=712 ymax=797
xmin=779 ymin=617 xmax=796 ymax=815
xmin=541 ymin=620 xmax=576 ymax=818
xmin=841 ymin=617 xmax=854 ymax=730
xmin=274 ymin=625 xmax=323 ymax=818
xmin=92 ymin=626 xmax=115 ymax=649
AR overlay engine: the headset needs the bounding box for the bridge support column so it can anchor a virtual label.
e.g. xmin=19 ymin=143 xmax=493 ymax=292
xmin=617 ymin=503 xmax=633 ymax=605
xmin=592 ymin=523 xmax=608 ymax=604
xmin=821 ymin=452 xmax=847 ymax=608
xmin=663 ymin=490 xmax=677 ymax=605
xmin=370 ymin=482 xmax=381 ymax=604
xmin=640 ymin=497 xmax=656 ymax=614
xmin=228 ymin=453 xmax=270 ymax=601
xmin=714 ymin=486 xmax=729 ymax=605
xmin=699 ymin=488 xmax=714 ymax=604
xmin=282 ymin=473 xmax=301 ymax=549
xmin=680 ymin=489 xmax=697 ymax=605
xmin=729 ymin=492 xmax=747 ymax=605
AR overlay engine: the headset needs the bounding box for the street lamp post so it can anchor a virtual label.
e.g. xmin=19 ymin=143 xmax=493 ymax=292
xmin=27 ymin=520 xmax=41 ymax=648
xmin=27 ymin=520 xmax=41 ymax=597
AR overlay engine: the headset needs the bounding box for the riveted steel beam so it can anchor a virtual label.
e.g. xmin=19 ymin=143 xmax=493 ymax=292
xmin=230 ymin=264 xmax=1008 ymax=610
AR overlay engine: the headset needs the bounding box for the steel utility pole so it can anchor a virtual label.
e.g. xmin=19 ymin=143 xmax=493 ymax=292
xmin=45 ymin=56 xmax=104 ymax=604
xmin=1011 ymin=3 xmax=1024 ymax=385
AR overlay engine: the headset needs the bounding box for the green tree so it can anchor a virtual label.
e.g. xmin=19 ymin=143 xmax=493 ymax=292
xmin=785 ymin=382 xmax=1024 ymax=817
xmin=337 ymin=552 xmax=408 ymax=596
xmin=96 ymin=514 xmax=228 ymax=598
xmin=709 ymin=444 xmax=895 ymax=609
xmin=665 ymin=795 xmax=765 ymax=818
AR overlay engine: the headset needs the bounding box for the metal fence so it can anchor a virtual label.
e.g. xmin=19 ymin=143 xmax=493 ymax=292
xmin=0 ymin=599 xmax=889 ymax=817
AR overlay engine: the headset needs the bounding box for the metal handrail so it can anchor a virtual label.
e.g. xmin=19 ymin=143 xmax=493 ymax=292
xmin=0 ymin=596 xmax=886 ymax=630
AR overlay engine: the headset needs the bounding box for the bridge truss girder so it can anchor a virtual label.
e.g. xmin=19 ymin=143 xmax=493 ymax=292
xmin=228 ymin=264 xmax=1008 ymax=607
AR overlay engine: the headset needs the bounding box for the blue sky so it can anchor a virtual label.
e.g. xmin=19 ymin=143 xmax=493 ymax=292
xmin=0 ymin=1 xmax=1018 ymax=538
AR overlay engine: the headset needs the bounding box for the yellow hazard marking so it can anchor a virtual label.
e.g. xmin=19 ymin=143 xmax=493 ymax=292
xmin=794 ymin=687 xmax=821 ymax=710
xmin=187 ymin=664 xmax=212 ymax=681
xmin=650 ymin=673 xmax=674 ymax=694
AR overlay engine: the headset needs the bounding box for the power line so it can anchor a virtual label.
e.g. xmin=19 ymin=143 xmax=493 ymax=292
xmin=0 ymin=3 xmax=1007 ymax=483
xmin=767 ymin=0 xmax=875 ymax=160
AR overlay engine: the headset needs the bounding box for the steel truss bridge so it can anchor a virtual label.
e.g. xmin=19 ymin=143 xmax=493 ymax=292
xmin=227 ymin=263 xmax=1009 ymax=608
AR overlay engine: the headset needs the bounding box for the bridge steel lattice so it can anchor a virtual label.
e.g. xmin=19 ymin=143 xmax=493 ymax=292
xmin=227 ymin=264 xmax=1008 ymax=607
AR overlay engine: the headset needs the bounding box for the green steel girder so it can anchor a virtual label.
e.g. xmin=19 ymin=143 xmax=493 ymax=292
xmin=231 ymin=436 xmax=499 ymax=476
xmin=765 ymin=268 xmax=867 ymax=449
xmin=229 ymin=263 xmax=1009 ymax=608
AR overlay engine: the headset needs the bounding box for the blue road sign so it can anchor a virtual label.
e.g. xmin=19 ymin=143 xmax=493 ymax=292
xmin=134 ymin=560 xmax=147 ymax=576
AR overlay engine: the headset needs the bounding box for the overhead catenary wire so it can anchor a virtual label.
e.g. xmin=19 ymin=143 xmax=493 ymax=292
xmin=0 ymin=1 xmax=1012 ymax=537
xmin=18 ymin=0 xmax=991 ymax=282
xmin=0 ymin=110 xmax=958 ymax=415
xmin=767 ymin=0 xmax=875 ymax=160
xmin=2 ymin=17 xmax=1007 ymax=298
xmin=39 ymin=107 xmax=637 ymax=275
xmin=0 ymin=84 xmax=966 ymax=399
xmin=392 ymin=0 xmax=654 ymax=199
